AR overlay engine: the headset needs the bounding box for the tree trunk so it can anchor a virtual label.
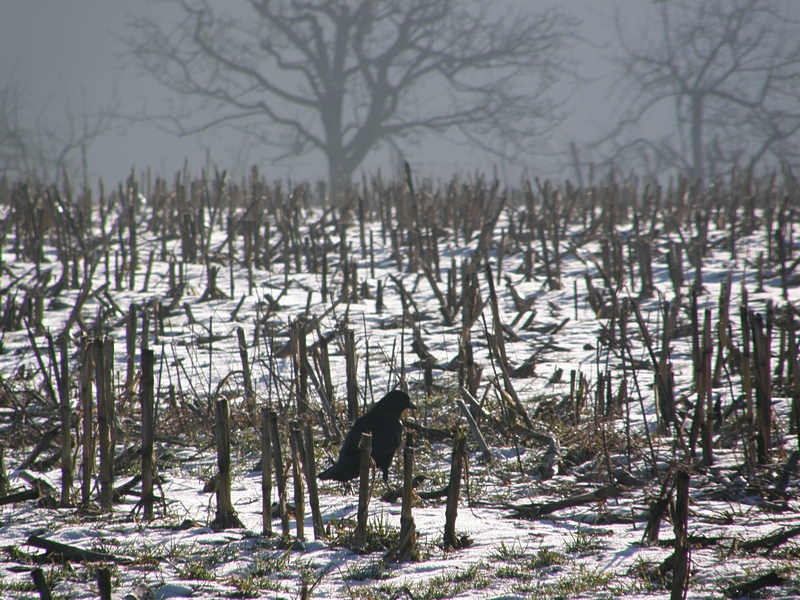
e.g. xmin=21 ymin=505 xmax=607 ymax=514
xmin=690 ymin=94 xmax=704 ymax=181
xmin=326 ymin=151 xmax=351 ymax=202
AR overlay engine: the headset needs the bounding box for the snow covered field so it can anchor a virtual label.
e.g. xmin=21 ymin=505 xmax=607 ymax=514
xmin=1 ymin=172 xmax=799 ymax=599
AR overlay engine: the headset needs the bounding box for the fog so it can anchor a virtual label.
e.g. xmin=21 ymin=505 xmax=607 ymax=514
xmin=1 ymin=1 xmax=796 ymax=186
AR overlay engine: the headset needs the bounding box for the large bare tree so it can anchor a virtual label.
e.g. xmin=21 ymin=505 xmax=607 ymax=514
xmin=599 ymin=0 xmax=800 ymax=180
xmin=127 ymin=0 xmax=574 ymax=186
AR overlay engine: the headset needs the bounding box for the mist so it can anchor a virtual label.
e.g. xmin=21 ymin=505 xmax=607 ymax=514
xmin=1 ymin=1 xmax=797 ymax=186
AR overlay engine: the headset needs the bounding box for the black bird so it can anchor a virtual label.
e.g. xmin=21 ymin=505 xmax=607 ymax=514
xmin=318 ymin=390 xmax=415 ymax=483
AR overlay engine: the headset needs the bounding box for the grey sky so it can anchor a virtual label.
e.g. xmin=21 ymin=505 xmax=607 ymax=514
xmin=0 ymin=1 xmax=693 ymax=185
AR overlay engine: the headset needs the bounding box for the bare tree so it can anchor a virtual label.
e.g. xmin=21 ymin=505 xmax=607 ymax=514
xmin=127 ymin=0 xmax=575 ymax=188
xmin=0 ymin=81 xmax=117 ymax=184
xmin=0 ymin=83 xmax=33 ymax=177
xmin=599 ymin=0 xmax=800 ymax=180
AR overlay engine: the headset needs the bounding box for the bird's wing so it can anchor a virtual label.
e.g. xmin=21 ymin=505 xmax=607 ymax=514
xmin=365 ymin=417 xmax=403 ymax=465
xmin=337 ymin=417 xmax=369 ymax=459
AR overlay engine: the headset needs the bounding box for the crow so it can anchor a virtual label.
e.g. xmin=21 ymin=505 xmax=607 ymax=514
xmin=318 ymin=390 xmax=415 ymax=483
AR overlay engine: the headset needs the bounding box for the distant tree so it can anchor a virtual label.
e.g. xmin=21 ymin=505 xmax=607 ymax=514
xmin=127 ymin=0 xmax=575 ymax=189
xmin=0 ymin=83 xmax=32 ymax=177
xmin=0 ymin=81 xmax=117 ymax=184
xmin=600 ymin=0 xmax=800 ymax=180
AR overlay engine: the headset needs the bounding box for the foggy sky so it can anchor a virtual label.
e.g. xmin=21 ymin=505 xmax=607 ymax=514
xmin=0 ymin=1 xmax=660 ymax=186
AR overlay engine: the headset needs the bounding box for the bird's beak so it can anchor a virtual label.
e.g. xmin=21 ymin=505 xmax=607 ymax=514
xmin=408 ymin=401 xmax=417 ymax=410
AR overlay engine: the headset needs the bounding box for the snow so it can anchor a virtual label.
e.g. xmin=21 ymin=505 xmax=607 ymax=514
xmin=0 ymin=179 xmax=799 ymax=599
